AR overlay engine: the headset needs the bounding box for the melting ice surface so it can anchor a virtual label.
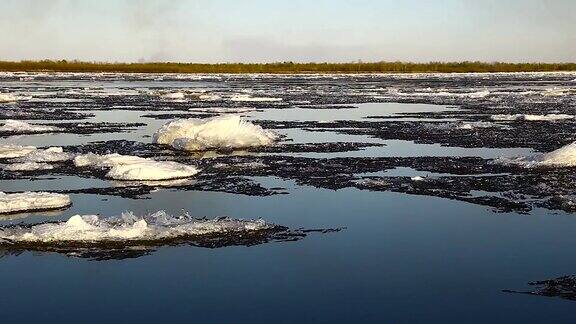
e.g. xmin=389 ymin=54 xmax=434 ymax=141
xmin=230 ymin=94 xmax=282 ymax=102
xmin=0 ymin=93 xmax=18 ymax=103
xmin=153 ymin=115 xmax=277 ymax=151
xmin=0 ymin=211 xmax=272 ymax=243
xmin=491 ymin=114 xmax=574 ymax=121
xmin=0 ymin=192 xmax=71 ymax=214
xmin=0 ymin=120 xmax=60 ymax=133
xmin=0 ymin=144 xmax=37 ymax=158
xmin=500 ymin=141 xmax=576 ymax=167
xmin=74 ymin=153 xmax=200 ymax=181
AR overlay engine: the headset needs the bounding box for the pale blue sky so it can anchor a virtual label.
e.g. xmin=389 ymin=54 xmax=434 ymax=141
xmin=0 ymin=0 xmax=574 ymax=63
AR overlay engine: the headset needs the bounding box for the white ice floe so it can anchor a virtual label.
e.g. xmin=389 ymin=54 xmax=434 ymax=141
xmin=188 ymin=107 xmax=259 ymax=114
xmin=387 ymin=89 xmax=490 ymax=99
xmin=230 ymin=94 xmax=282 ymax=102
xmin=0 ymin=210 xmax=272 ymax=242
xmin=456 ymin=121 xmax=498 ymax=129
xmin=411 ymin=176 xmax=424 ymax=181
xmin=198 ymin=94 xmax=222 ymax=101
xmin=0 ymin=145 xmax=37 ymax=159
xmin=74 ymin=153 xmax=200 ymax=180
xmin=160 ymin=92 xmax=186 ymax=101
xmin=499 ymin=141 xmax=576 ymax=168
xmin=4 ymin=162 xmax=54 ymax=171
xmin=0 ymin=192 xmax=71 ymax=214
xmin=0 ymin=93 xmax=18 ymax=103
xmin=0 ymin=120 xmax=60 ymax=133
xmin=491 ymin=114 xmax=574 ymax=121
xmin=153 ymin=115 xmax=277 ymax=151
xmin=14 ymin=147 xmax=72 ymax=163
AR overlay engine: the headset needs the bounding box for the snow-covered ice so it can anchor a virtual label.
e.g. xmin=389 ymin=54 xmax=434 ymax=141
xmin=0 ymin=145 xmax=37 ymax=159
xmin=4 ymin=162 xmax=54 ymax=171
xmin=14 ymin=147 xmax=72 ymax=163
xmin=160 ymin=92 xmax=186 ymax=101
xmin=491 ymin=114 xmax=574 ymax=121
xmin=0 ymin=192 xmax=71 ymax=214
xmin=74 ymin=153 xmax=200 ymax=180
xmin=153 ymin=115 xmax=277 ymax=151
xmin=188 ymin=107 xmax=259 ymax=114
xmin=0 ymin=93 xmax=18 ymax=103
xmin=0 ymin=210 xmax=273 ymax=242
xmin=387 ymin=89 xmax=490 ymax=98
xmin=499 ymin=141 xmax=576 ymax=167
xmin=0 ymin=145 xmax=71 ymax=163
xmin=230 ymin=94 xmax=282 ymax=102
xmin=0 ymin=120 xmax=60 ymax=133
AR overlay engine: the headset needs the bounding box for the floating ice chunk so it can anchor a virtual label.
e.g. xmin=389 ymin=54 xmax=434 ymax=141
xmin=161 ymin=92 xmax=186 ymax=101
xmin=4 ymin=162 xmax=54 ymax=171
xmin=0 ymin=192 xmax=71 ymax=214
xmin=411 ymin=176 xmax=424 ymax=181
xmin=456 ymin=121 xmax=497 ymax=129
xmin=542 ymin=88 xmax=568 ymax=96
xmin=198 ymin=94 xmax=221 ymax=101
xmin=0 ymin=120 xmax=60 ymax=133
xmin=466 ymin=90 xmax=490 ymax=98
xmin=188 ymin=107 xmax=259 ymax=114
xmin=491 ymin=114 xmax=574 ymax=121
xmin=0 ymin=210 xmax=273 ymax=242
xmin=499 ymin=141 xmax=576 ymax=167
xmin=107 ymin=160 xmax=199 ymax=181
xmin=0 ymin=93 xmax=18 ymax=103
xmin=0 ymin=145 xmax=37 ymax=159
xmin=230 ymin=94 xmax=282 ymax=102
xmin=153 ymin=115 xmax=277 ymax=151
xmin=74 ymin=153 xmax=145 ymax=168
xmin=111 ymin=178 xmax=194 ymax=188
xmin=387 ymin=89 xmax=490 ymax=98
xmin=14 ymin=147 xmax=72 ymax=163
xmin=0 ymin=93 xmax=31 ymax=103
xmin=74 ymin=153 xmax=200 ymax=180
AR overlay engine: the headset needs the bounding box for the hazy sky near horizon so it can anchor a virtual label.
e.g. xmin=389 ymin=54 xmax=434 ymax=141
xmin=0 ymin=0 xmax=574 ymax=63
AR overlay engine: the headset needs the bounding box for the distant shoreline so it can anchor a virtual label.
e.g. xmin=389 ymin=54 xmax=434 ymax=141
xmin=1 ymin=61 xmax=575 ymax=74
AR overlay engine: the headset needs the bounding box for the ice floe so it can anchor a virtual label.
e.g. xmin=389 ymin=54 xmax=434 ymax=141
xmin=74 ymin=153 xmax=200 ymax=180
xmin=230 ymin=94 xmax=282 ymax=102
xmin=491 ymin=114 xmax=574 ymax=121
xmin=456 ymin=121 xmax=498 ymax=129
xmin=188 ymin=107 xmax=259 ymax=114
xmin=0 ymin=192 xmax=71 ymax=214
xmin=4 ymin=162 xmax=54 ymax=171
xmin=0 ymin=210 xmax=272 ymax=242
xmin=0 ymin=93 xmax=18 ymax=103
xmin=153 ymin=115 xmax=277 ymax=151
xmin=160 ymin=91 xmax=186 ymax=101
xmin=14 ymin=147 xmax=72 ymax=163
xmin=0 ymin=120 xmax=60 ymax=133
xmin=499 ymin=141 xmax=576 ymax=167
xmin=0 ymin=145 xmax=37 ymax=159
xmin=387 ymin=89 xmax=490 ymax=98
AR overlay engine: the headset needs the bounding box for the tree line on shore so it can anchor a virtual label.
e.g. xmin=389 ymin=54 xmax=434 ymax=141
xmin=1 ymin=60 xmax=575 ymax=73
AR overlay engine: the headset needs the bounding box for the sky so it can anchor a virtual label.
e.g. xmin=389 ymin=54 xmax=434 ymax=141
xmin=0 ymin=0 xmax=574 ymax=63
